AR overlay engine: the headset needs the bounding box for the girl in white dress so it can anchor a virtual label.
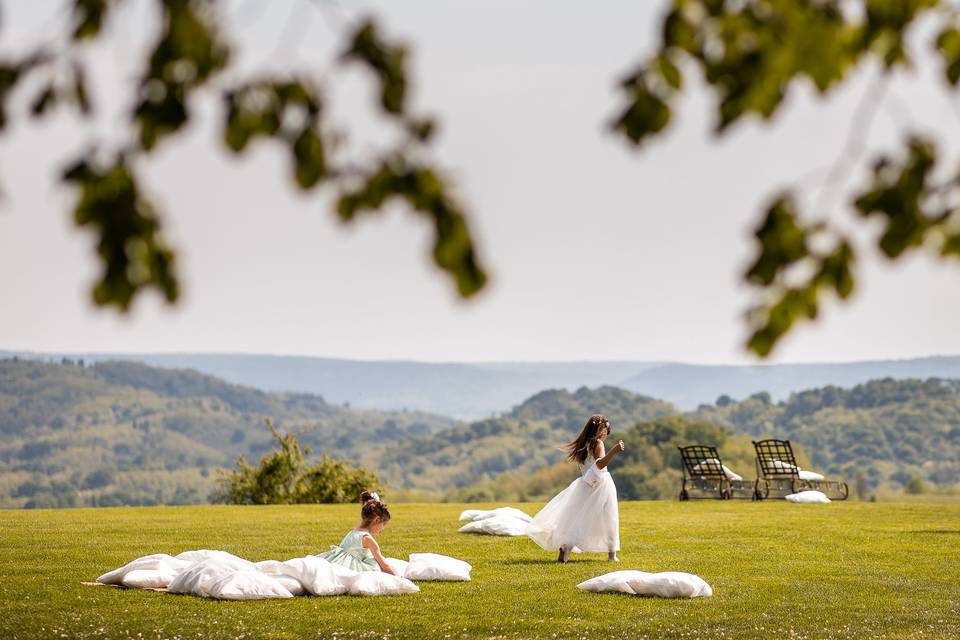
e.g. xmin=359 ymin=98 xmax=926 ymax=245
xmin=526 ymin=414 xmax=625 ymax=563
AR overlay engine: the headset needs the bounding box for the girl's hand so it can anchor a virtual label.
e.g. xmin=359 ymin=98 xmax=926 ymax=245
xmin=614 ymin=440 xmax=625 ymax=452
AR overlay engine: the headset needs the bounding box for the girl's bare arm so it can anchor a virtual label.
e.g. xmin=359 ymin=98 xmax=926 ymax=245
xmin=362 ymin=535 xmax=397 ymax=575
xmin=595 ymin=440 xmax=625 ymax=470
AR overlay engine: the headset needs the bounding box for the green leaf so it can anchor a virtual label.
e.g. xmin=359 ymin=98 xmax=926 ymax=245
xmin=935 ymin=25 xmax=960 ymax=85
xmin=336 ymin=158 xmax=487 ymax=297
xmin=656 ymin=53 xmax=683 ymax=90
xmin=72 ymin=0 xmax=110 ymax=41
xmin=853 ymin=138 xmax=936 ymax=258
xmin=62 ymin=153 xmax=179 ymax=310
xmin=292 ymin=127 xmax=326 ymax=189
xmin=744 ymin=195 xmax=809 ymax=286
xmin=29 ymin=84 xmax=57 ymax=117
xmin=342 ymin=20 xmax=408 ymax=116
xmin=611 ymin=74 xmax=671 ymax=145
xmin=133 ymin=0 xmax=230 ymax=151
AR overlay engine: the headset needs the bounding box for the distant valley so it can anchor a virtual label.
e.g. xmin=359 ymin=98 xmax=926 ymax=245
xmin=5 ymin=350 xmax=960 ymax=418
xmin=2 ymin=357 xmax=958 ymax=508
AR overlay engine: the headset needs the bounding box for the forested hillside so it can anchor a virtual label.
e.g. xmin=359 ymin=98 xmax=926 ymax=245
xmin=2 ymin=359 xmax=958 ymax=507
xmin=363 ymin=386 xmax=677 ymax=494
xmin=0 ymin=359 xmax=456 ymax=508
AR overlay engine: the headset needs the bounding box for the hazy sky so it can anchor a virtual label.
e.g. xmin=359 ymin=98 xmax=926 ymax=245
xmin=2 ymin=1 xmax=959 ymax=364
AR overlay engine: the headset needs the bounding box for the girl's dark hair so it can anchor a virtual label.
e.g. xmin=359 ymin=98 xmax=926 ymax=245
xmin=359 ymin=489 xmax=390 ymax=525
xmin=560 ymin=415 xmax=610 ymax=464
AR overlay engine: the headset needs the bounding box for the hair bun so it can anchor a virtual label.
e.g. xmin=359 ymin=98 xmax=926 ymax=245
xmin=359 ymin=489 xmax=380 ymax=504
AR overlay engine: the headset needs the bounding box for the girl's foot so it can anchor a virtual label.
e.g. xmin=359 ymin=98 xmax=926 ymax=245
xmin=558 ymin=545 xmax=571 ymax=563
xmin=607 ymin=552 xmax=619 ymax=562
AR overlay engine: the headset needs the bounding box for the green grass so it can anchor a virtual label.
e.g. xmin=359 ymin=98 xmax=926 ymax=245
xmin=1 ymin=501 xmax=958 ymax=639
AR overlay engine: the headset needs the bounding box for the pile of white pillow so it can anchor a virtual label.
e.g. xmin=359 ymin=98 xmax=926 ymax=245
xmin=96 ymin=549 xmax=472 ymax=600
xmin=458 ymin=507 xmax=533 ymax=536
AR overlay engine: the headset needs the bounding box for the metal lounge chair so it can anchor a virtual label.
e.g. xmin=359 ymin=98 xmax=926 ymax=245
xmin=677 ymin=445 xmax=756 ymax=501
xmin=752 ymin=438 xmax=849 ymax=500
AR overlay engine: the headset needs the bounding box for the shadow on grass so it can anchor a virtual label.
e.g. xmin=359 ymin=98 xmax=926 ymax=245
xmin=908 ymin=530 xmax=960 ymax=535
xmin=501 ymin=559 xmax=621 ymax=566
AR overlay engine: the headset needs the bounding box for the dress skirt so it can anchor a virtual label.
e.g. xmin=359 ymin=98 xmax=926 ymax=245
xmin=526 ymin=465 xmax=620 ymax=553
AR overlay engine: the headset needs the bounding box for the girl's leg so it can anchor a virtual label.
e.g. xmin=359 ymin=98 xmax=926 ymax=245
xmin=558 ymin=544 xmax=571 ymax=563
xmin=607 ymin=550 xmax=619 ymax=562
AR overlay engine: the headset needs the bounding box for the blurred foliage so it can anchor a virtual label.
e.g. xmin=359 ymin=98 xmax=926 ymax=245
xmin=4 ymin=1 xmax=959 ymax=351
xmin=613 ymin=0 xmax=960 ymax=356
xmin=212 ymin=420 xmax=379 ymax=505
xmin=61 ymin=155 xmax=178 ymax=310
xmin=0 ymin=1 xmax=486 ymax=309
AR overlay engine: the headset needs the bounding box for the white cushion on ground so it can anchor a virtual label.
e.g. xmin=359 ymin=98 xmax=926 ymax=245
xmin=798 ymin=469 xmax=825 ymax=481
xmin=168 ymin=556 xmax=260 ymax=597
xmin=96 ymin=553 xmax=188 ymax=585
xmin=120 ymin=568 xmax=179 ymax=589
xmin=576 ymin=570 xmax=640 ymax=594
xmin=270 ymin=574 xmax=305 ymax=596
xmin=692 ymin=458 xmax=743 ymax=481
xmin=384 ymin=557 xmax=410 ymax=576
xmin=458 ymin=507 xmax=532 ymax=523
xmin=627 ymin=572 xmax=713 ymax=598
xmin=577 ymin=570 xmax=712 ymax=598
xmin=279 ymin=556 xmax=353 ymax=596
xmin=405 ymin=553 xmax=472 ymax=581
xmin=459 ymin=515 xmax=529 ymax=536
xmin=350 ymin=572 xmax=420 ymax=596
xmin=786 ymin=490 xmax=831 ymax=504
xmin=174 ymin=549 xmax=252 ymax=565
xmin=207 ymin=571 xmax=293 ymax=600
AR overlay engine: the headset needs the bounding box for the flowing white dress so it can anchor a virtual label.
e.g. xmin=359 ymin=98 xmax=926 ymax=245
xmin=526 ymin=452 xmax=620 ymax=553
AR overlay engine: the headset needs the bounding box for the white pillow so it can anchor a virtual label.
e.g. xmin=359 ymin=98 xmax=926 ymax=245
xmin=578 ymin=570 xmax=712 ymax=598
xmin=489 ymin=507 xmax=533 ymax=522
xmin=270 ymin=574 xmax=306 ymax=596
xmin=627 ymin=572 xmax=712 ymax=598
xmin=459 ymin=507 xmax=533 ymax=522
xmin=279 ymin=556 xmax=353 ymax=596
xmin=208 ymin=571 xmax=293 ymax=600
xmin=174 ymin=549 xmax=252 ymax=565
xmin=349 ymin=572 xmax=420 ymax=596
xmin=785 ymin=490 xmax=831 ymax=504
xmin=384 ymin=557 xmax=410 ymax=577
xmin=691 ymin=459 xmax=743 ymax=481
xmin=459 ymin=515 xmax=529 ymax=537
xmin=798 ymin=469 xmax=825 ymax=481
xmin=576 ymin=570 xmax=639 ymax=595
xmin=97 ymin=553 xmax=187 ymax=585
xmin=120 ymin=568 xmax=178 ymax=590
xmin=405 ymin=553 xmax=472 ymax=581
xmin=168 ymin=556 xmax=258 ymax=597
xmin=769 ymin=460 xmax=798 ymax=473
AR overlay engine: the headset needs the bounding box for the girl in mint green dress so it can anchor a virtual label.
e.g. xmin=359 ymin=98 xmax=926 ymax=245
xmin=319 ymin=490 xmax=397 ymax=574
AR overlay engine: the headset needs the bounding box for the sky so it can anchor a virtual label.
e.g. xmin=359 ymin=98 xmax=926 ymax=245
xmin=1 ymin=0 xmax=959 ymax=365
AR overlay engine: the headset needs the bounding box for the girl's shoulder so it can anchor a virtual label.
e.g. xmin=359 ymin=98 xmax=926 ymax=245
xmin=592 ymin=440 xmax=605 ymax=458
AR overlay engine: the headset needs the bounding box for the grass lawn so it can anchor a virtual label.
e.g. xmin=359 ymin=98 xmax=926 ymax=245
xmin=1 ymin=501 xmax=958 ymax=639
